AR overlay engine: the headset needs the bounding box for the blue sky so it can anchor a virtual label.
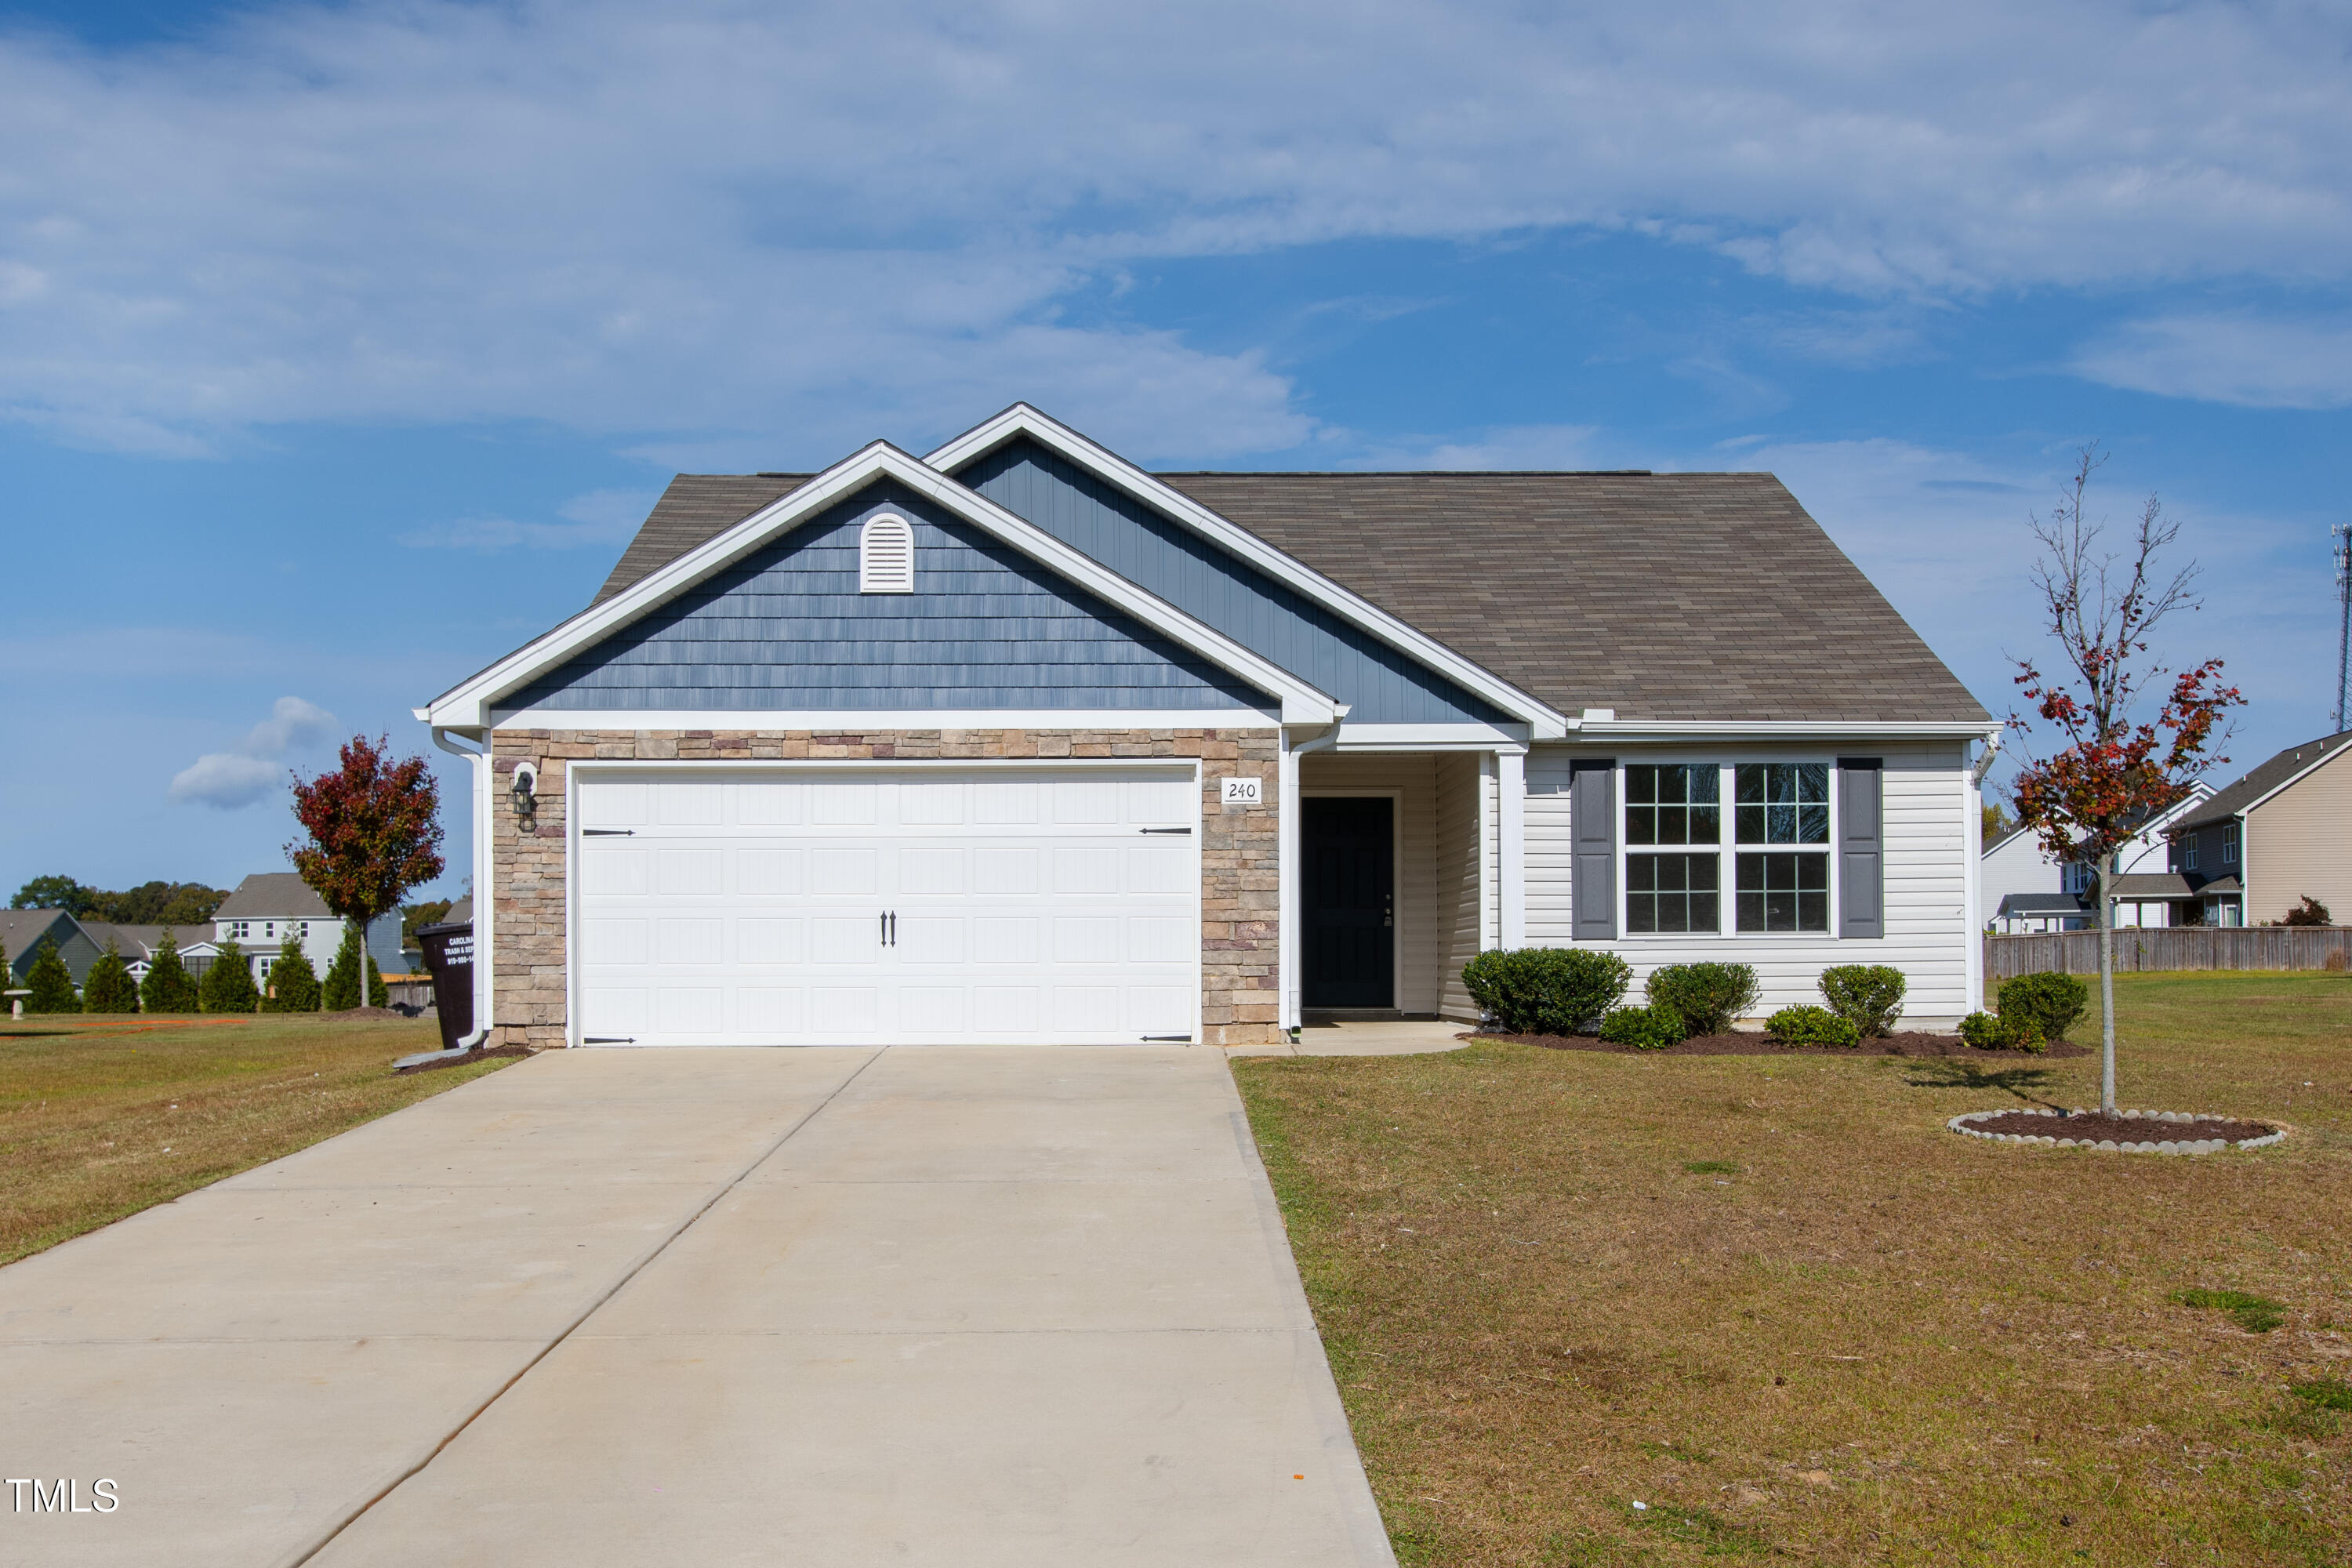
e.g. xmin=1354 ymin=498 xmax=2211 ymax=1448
xmin=2 ymin=0 xmax=2347 ymax=903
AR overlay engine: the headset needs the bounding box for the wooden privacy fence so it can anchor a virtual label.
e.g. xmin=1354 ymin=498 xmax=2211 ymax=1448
xmin=1984 ymin=927 xmax=2352 ymax=981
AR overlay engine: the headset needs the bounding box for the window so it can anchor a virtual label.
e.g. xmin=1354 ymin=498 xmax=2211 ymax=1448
xmin=1626 ymin=764 xmax=1722 ymax=932
xmin=2184 ymin=835 xmax=2198 ymax=872
xmin=858 ymin=514 xmax=914 ymax=593
xmin=2062 ymin=862 xmax=2093 ymax=896
xmin=1734 ymin=763 xmax=1830 ymax=932
xmin=2223 ymin=822 xmax=2238 ymax=865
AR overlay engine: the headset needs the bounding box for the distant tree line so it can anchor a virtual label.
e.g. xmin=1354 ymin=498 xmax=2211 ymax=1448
xmin=9 ymin=875 xmax=230 ymax=926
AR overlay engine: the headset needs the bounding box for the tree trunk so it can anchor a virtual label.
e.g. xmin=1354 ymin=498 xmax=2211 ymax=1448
xmin=2099 ymin=850 xmax=2118 ymax=1114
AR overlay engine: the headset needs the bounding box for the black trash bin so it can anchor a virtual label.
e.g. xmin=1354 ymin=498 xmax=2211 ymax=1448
xmin=416 ymin=920 xmax=476 ymax=1053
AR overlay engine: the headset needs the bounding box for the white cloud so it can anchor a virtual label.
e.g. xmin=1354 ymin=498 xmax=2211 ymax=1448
xmin=169 ymin=695 xmax=338 ymax=808
xmin=2068 ymin=314 xmax=2352 ymax=408
xmin=0 ymin=1 xmax=2342 ymax=455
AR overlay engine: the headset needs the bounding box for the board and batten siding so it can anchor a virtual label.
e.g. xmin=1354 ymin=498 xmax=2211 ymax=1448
xmin=2245 ymin=748 xmax=2352 ymax=925
xmin=1525 ymin=742 xmax=1973 ymax=1022
xmin=1433 ymin=752 xmax=1492 ymax=1019
xmin=1301 ymin=753 xmax=1443 ymax=1013
xmin=959 ymin=438 xmax=1507 ymax=725
xmin=508 ymin=480 xmax=1272 ymax=715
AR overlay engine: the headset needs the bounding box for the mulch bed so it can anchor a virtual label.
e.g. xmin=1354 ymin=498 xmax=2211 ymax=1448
xmin=1475 ymin=1029 xmax=2092 ymax=1059
xmin=1967 ymin=1109 xmax=2275 ymax=1142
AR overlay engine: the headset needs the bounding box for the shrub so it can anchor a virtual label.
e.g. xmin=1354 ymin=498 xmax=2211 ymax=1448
xmin=81 ymin=940 xmax=140 ymax=1014
xmin=1599 ymin=1002 xmax=1685 ymax=1050
xmin=1997 ymin=971 xmax=2089 ymax=1043
xmin=1818 ymin=964 xmax=1906 ymax=1036
xmin=321 ymin=925 xmax=365 ymax=1011
xmin=366 ymin=953 xmax=388 ymax=1009
xmin=23 ymin=938 xmax=79 ymax=1013
xmin=1764 ymin=1004 xmax=1860 ymax=1047
xmin=2281 ymin=895 xmax=2332 ymax=927
xmin=1644 ymin=963 xmax=1759 ymax=1036
xmin=1958 ymin=1011 xmax=2045 ymax=1052
xmin=1462 ymin=947 xmax=1631 ymax=1036
xmin=263 ymin=938 xmax=321 ymax=1013
xmin=199 ymin=938 xmax=261 ymax=1013
xmin=140 ymin=929 xmax=201 ymax=1014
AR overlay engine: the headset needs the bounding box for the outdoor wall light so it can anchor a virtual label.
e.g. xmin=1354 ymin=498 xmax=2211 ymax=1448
xmin=509 ymin=761 xmax=539 ymax=831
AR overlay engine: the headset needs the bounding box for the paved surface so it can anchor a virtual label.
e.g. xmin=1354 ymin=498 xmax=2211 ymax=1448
xmin=1 ymin=1047 xmax=1394 ymax=1568
xmin=1229 ymin=1018 xmax=1471 ymax=1057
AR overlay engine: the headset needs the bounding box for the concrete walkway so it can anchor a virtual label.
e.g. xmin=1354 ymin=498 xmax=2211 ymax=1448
xmin=1229 ymin=1018 xmax=1472 ymax=1058
xmin=1 ymin=1047 xmax=1393 ymax=1568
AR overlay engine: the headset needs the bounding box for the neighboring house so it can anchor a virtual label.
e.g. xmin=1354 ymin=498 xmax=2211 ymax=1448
xmin=2169 ymin=729 xmax=2352 ymax=926
xmin=77 ymin=923 xmax=174 ymax=985
xmin=0 ymin=909 xmax=100 ymax=989
xmin=83 ymin=875 xmax=415 ymax=988
xmin=1976 ymin=786 xmax=2211 ymax=932
xmin=415 ymin=403 xmax=2001 ymax=1049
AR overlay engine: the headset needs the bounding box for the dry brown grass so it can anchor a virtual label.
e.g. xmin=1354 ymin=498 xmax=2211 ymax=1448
xmin=0 ymin=1013 xmax=515 ymax=1265
xmin=1237 ymin=973 xmax=2352 ymax=1566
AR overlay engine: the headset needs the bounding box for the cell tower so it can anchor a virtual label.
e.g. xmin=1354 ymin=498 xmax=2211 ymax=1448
xmin=2337 ymin=523 xmax=2352 ymax=733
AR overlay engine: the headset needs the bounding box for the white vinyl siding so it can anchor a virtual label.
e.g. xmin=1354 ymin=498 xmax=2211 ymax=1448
xmin=1300 ymin=753 xmax=1441 ymax=1013
xmin=1526 ymin=741 xmax=1973 ymax=1024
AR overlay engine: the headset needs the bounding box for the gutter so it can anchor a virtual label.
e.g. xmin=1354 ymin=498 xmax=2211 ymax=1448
xmin=422 ymin=726 xmax=492 ymax=1058
xmin=1277 ymin=707 xmax=1350 ymax=1036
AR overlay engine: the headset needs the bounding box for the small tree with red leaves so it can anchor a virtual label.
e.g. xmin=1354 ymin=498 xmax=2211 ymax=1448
xmin=2008 ymin=446 xmax=2244 ymax=1113
xmin=288 ymin=735 xmax=446 ymax=999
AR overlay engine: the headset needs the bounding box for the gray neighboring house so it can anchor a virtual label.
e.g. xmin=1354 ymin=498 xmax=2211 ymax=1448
xmin=0 ymin=909 xmax=101 ymax=988
xmin=205 ymin=873 xmax=416 ymax=982
xmin=419 ymin=404 xmax=2003 ymax=1049
xmin=2168 ymin=729 xmax=2352 ymax=926
xmin=77 ymin=923 xmax=176 ymax=985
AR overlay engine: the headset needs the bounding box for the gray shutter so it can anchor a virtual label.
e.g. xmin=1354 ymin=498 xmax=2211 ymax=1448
xmin=1838 ymin=758 xmax=1883 ymax=939
xmin=1570 ymin=760 xmax=1617 ymax=941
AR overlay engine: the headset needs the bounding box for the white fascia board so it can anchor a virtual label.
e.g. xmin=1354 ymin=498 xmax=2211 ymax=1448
xmin=1561 ymin=720 xmax=2004 ymax=742
xmin=421 ymin=441 xmax=1335 ymax=729
xmin=925 ymin=404 xmax=1569 ymax=739
xmin=489 ymin=707 xmax=1279 ymax=731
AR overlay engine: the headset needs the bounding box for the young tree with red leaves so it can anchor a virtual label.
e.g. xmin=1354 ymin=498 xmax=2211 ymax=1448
xmin=2009 ymin=446 xmax=2244 ymax=1113
xmin=289 ymin=735 xmax=446 ymax=997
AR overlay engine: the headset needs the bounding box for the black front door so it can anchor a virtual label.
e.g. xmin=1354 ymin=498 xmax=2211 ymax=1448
xmin=1303 ymin=797 xmax=1394 ymax=1008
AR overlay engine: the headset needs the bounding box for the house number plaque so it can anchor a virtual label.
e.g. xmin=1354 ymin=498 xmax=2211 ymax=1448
xmin=1219 ymin=777 xmax=1262 ymax=805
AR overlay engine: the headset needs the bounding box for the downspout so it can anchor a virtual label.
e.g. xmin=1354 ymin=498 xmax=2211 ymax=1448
xmin=1279 ymin=706 xmax=1349 ymax=1038
xmin=429 ymin=727 xmax=492 ymax=1054
xmin=1965 ymin=728 xmax=2003 ymax=1013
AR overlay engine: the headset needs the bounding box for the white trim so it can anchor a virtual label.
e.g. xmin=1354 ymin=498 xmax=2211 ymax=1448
xmin=1281 ymin=717 xmax=1348 ymax=1029
xmin=430 ymin=726 xmax=492 ymax=1043
xmin=488 ymin=707 xmax=1280 ymax=731
xmin=1478 ymin=753 xmax=1498 ymax=949
xmin=1334 ymin=721 xmax=1531 ymax=752
xmin=924 ymin=405 xmax=1569 ymax=738
xmin=1570 ymin=720 xmax=2002 ymax=740
xmin=1498 ymin=750 xmax=1526 ymax=947
xmin=421 ymin=441 xmax=1338 ymax=730
xmin=1301 ymin=786 xmax=1407 ymax=1011
xmin=561 ymin=756 xmax=1206 ymax=1048
xmin=1963 ymin=739 xmax=1984 ymax=1009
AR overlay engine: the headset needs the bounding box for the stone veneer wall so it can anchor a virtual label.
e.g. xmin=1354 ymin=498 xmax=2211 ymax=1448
xmin=487 ymin=728 xmax=1282 ymax=1048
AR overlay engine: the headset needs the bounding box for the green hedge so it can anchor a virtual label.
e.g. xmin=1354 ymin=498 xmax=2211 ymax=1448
xmin=1764 ymin=1004 xmax=1860 ymax=1047
xmin=1997 ymin=971 xmax=2087 ymax=1044
xmin=1819 ymin=964 xmax=1906 ymax=1036
xmin=1461 ymin=947 xmax=1631 ymax=1036
xmin=1643 ymin=963 xmax=1759 ymax=1036
xmin=1599 ymin=1001 xmax=1686 ymax=1050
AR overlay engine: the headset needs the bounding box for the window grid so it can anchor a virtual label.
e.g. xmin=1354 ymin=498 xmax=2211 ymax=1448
xmin=2223 ymin=823 xmax=2238 ymax=865
xmin=1628 ymin=852 xmax=1721 ymax=934
xmin=1737 ymin=851 xmax=1831 ymax=934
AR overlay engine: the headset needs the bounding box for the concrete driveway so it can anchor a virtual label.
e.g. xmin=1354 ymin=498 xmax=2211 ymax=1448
xmin=1 ymin=1047 xmax=1394 ymax=1567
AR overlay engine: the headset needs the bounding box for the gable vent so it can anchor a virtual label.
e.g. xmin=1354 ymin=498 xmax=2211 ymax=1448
xmin=858 ymin=514 xmax=915 ymax=593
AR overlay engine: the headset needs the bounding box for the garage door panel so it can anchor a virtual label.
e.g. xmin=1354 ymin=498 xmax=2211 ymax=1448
xmin=575 ymin=767 xmax=1197 ymax=1046
xmin=738 ymin=918 xmax=803 ymax=965
xmin=655 ymin=849 xmax=724 ymax=896
xmin=583 ymin=847 xmax=648 ymax=897
xmin=737 ymin=848 xmax=802 ymax=896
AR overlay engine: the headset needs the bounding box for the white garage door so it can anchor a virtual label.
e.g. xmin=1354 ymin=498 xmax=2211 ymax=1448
xmin=573 ymin=766 xmax=1200 ymax=1045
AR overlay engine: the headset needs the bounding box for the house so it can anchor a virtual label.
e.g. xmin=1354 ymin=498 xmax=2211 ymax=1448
xmin=1977 ymin=786 xmax=2210 ymax=932
xmin=2168 ymin=729 xmax=2352 ymax=925
xmin=0 ymin=908 xmax=100 ymax=989
xmin=414 ymin=404 xmax=2000 ymax=1050
xmin=81 ymin=876 xmax=413 ymax=988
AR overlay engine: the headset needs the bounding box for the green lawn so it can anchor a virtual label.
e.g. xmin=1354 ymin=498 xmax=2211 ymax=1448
xmin=0 ymin=1014 xmax=514 ymax=1265
xmin=1237 ymin=972 xmax=2352 ymax=1566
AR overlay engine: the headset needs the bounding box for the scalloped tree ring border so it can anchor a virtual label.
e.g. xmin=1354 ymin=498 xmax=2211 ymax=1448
xmin=1947 ymin=1109 xmax=2288 ymax=1155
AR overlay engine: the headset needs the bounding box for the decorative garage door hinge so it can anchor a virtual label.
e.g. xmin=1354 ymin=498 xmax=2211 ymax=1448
xmin=1138 ymin=827 xmax=1192 ymax=834
xmin=583 ymin=1036 xmax=636 ymax=1044
xmin=583 ymin=829 xmax=636 ymax=836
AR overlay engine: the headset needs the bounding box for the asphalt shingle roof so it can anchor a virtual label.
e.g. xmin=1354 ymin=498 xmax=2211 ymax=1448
xmin=215 ymin=873 xmax=336 ymax=920
xmin=590 ymin=468 xmax=1987 ymax=726
xmin=2176 ymin=730 xmax=2352 ymax=829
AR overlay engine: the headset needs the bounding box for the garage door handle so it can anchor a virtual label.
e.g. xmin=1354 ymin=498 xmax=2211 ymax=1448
xmin=888 ymin=911 xmax=898 ymax=946
xmin=1139 ymin=827 xmax=1192 ymax=835
xmin=583 ymin=829 xmax=635 ymax=837
xmin=880 ymin=912 xmax=887 ymax=947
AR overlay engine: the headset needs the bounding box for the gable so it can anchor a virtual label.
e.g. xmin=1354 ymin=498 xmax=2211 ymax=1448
xmin=505 ymin=480 xmax=1276 ymax=717
xmin=956 ymin=437 xmax=1509 ymax=726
